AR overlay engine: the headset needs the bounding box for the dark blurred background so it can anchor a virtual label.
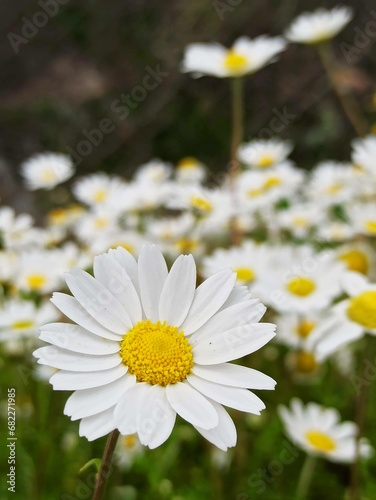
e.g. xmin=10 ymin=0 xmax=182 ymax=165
xmin=1 ymin=0 xmax=376 ymax=208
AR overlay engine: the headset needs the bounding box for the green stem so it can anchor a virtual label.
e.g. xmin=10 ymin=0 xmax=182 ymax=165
xmin=92 ymin=429 xmax=120 ymax=500
xmin=317 ymin=43 xmax=368 ymax=137
xmin=229 ymin=77 xmax=244 ymax=245
xmin=295 ymin=455 xmax=316 ymax=500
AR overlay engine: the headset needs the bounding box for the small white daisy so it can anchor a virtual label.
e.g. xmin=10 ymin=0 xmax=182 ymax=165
xmin=21 ymin=152 xmax=74 ymax=190
xmin=182 ymin=36 xmax=286 ymax=78
xmin=175 ymin=157 xmax=206 ymax=184
xmin=285 ymin=6 xmax=353 ymax=45
xmin=351 ymin=135 xmax=376 ymax=176
xmin=237 ymin=139 xmax=293 ymax=169
xmin=34 ymin=245 xmax=276 ymax=450
xmin=279 ymin=399 xmax=372 ymax=463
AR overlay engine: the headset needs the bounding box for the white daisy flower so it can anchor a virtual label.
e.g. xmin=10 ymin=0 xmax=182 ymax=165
xmin=0 ymin=207 xmax=35 ymax=249
xmin=33 ymin=245 xmax=276 ymax=449
xmin=305 ymin=161 xmax=356 ymax=206
xmin=15 ymin=250 xmax=65 ymax=294
xmin=275 ymin=202 xmax=324 ymax=238
xmin=237 ymin=139 xmax=293 ymax=169
xmin=73 ymin=174 xmax=125 ymax=207
xmin=21 ymin=152 xmax=74 ymax=190
xmin=279 ymin=399 xmax=372 ymax=463
xmin=175 ymin=157 xmax=206 ymax=184
xmin=316 ymin=219 xmax=355 ymax=243
xmin=134 ymin=159 xmax=172 ymax=184
xmin=335 ymin=242 xmax=376 ymax=278
xmin=349 ymin=203 xmax=376 ymax=237
xmin=114 ymin=434 xmax=144 ymax=470
xmin=182 ymin=36 xmax=286 ymax=78
xmin=285 ymin=6 xmax=353 ymax=45
xmin=351 ymin=135 xmax=376 ymax=176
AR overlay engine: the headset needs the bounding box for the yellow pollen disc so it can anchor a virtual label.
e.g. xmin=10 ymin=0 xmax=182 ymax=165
xmin=325 ymin=183 xmax=342 ymax=195
xmin=27 ymin=274 xmax=46 ymax=290
xmin=190 ymin=196 xmax=213 ymax=213
xmin=111 ymin=242 xmax=134 ymax=254
xmin=234 ymin=266 xmax=255 ymax=283
xmin=48 ymin=208 xmax=68 ymax=225
xmin=120 ymin=320 xmax=194 ymax=386
xmin=123 ymin=434 xmax=137 ymax=449
xmin=94 ymin=217 xmax=108 ymax=229
xmin=296 ymin=320 xmax=315 ymax=339
xmin=257 ymin=154 xmax=275 ymax=168
xmin=12 ymin=320 xmax=34 ymax=330
xmin=176 ymin=238 xmax=198 ymax=253
xmin=247 ymin=188 xmax=263 ymax=198
xmin=295 ymin=351 xmax=317 ymax=373
xmin=263 ymin=177 xmax=281 ymax=190
xmin=41 ymin=169 xmax=57 ymax=182
xmin=305 ymin=430 xmax=336 ymax=452
xmin=347 ymin=291 xmax=376 ymax=329
xmin=224 ymin=50 xmax=248 ymax=73
xmin=286 ymin=277 xmax=316 ymax=297
xmin=93 ymin=189 xmax=107 ymax=202
xmin=365 ymin=220 xmax=376 ymax=235
xmin=339 ymin=250 xmax=368 ymax=275
xmin=293 ymin=216 xmax=308 ymax=228
xmin=177 ymin=157 xmax=199 ymax=170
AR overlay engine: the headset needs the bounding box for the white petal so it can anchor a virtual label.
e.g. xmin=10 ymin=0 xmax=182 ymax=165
xmin=49 ymin=364 xmax=128 ymax=390
xmin=64 ymin=374 xmax=136 ymax=420
xmin=93 ymin=254 xmax=142 ymax=325
xmin=114 ymin=383 xmax=149 ymax=435
xmin=192 ymin=364 xmax=276 ymax=390
xmin=166 ymin=381 xmax=218 ymax=430
xmin=194 ymin=400 xmax=237 ymax=450
xmin=34 ymin=346 xmax=121 ymax=371
xmin=342 ymin=271 xmax=369 ymax=296
xmin=136 ymin=385 xmax=176 ymax=449
xmin=218 ymin=286 xmax=251 ymax=311
xmin=193 ymin=323 xmax=276 ymax=364
xmin=39 ymin=323 xmax=119 ymax=355
xmin=138 ymin=245 xmax=168 ymax=321
xmin=79 ymin=407 xmax=116 ymax=441
xmin=187 ymin=375 xmax=265 ymax=415
xmin=51 ymin=293 xmax=122 ymax=341
xmin=315 ymin=322 xmax=363 ymax=361
xmin=109 ymin=247 xmax=139 ymax=293
xmin=65 ymin=269 xmax=132 ymax=334
xmin=159 ymin=255 xmax=196 ymax=326
xmin=181 ymin=269 xmax=236 ymax=335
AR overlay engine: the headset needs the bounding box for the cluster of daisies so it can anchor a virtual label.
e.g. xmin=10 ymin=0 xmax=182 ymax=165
xmin=1 ymin=4 xmax=375 ymax=483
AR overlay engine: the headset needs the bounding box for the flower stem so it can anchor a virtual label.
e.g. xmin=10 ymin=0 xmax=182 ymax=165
xmin=229 ymin=76 xmax=244 ymax=245
xmin=295 ymin=455 xmax=316 ymax=500
xmin=317 ymin=43 xmax=368 ymax=137
xmin=350 ymin=335 xmax=374 ymax=500
xmin=92 ymin=429 xmax=120 ymax=500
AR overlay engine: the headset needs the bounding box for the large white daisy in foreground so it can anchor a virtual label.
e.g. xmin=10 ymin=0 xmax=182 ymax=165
xmin=33 ymin=245 xmax=276 ymax=450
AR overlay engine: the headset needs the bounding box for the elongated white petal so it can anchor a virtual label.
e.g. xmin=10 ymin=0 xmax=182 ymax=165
xmin=159 ymin=254 xmax=196 ymax=326
xmin=51 ymin=293 xmax=122 ymax=341
xmin=34 ymin=346 xmax=121 ymax=371
xmin=93 ymin=254 xmax=142 ymax=325
xmin=166 ymin=382 xmax=218 ymax=430
xmin=79 ymin=407 xmax=116 ymax=441
xmin=192 ymin=364 xmax=276 ymax=390
xmin=218 ymin=286 xmax=251 ymax=311
xmin=137 ymin=385 xmax=176 ymax=449
xmin=114 ymin=383 xmax=150 ymax=435
xmin=187 ymin=375 xmax=265 ymax=414
xmin=342 ymin=271 xmax=369 ymax=296
xmin=108 ymin=246 xmax=139 ymax=293
xmin=138 ymin=245 xmax=168 ymax=321
xmin=39 ymin=323 xmax=119 ymax=355
xmin=193 ymin=323 xmax=276 ymax=364
xmin=64 ymin=374 xmax=136 ymax=420
xmin=194 ymin=400 xmax=237 ymax=450
xmin=65 ymin=269 xmax=132 ymax=334
xmin=49 ymin=365 xmax=128 ymax=390
xmin=182 ymin=269 xmax=236 ymax=335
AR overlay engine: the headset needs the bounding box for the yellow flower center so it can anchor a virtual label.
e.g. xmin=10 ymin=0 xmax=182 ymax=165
xmin=27 ymin=274 xmax=46 ymax=291
xmin=339 ymin=250 xmax=368 ymax=275
xmin=365 ymin=220 xmax=376 ymax=234
xmin=257 ymin=154 xmax=275 ymax=168
xmin=94 ymin=217 xmax=108 ymax=229
xmin=12 ymin=320 xmax=34 ymax=330
xmin=234 ymin=266 xmax=255 ymax=283
xmin=292 ymin=216 xmax=308 ymax=228
xmin=120 ymin=320 xmax=194 ymax=386
xmin=41 ymin=169 xmax=57 ymax=182
xmin=286 ymin=277 xmax=316 ymax=297
xmin=347 ymin=291 xmax=376 ymax=329
xmin=325 ymin=183 xmax=342 ymax=195
xmin=111 ymin=242 xmax=134 ymax=254
xmin=177 ymin=157 xmax=199 ymax=170
xmin=122 ymin=434 xmax=138 ymax=449
xmin=93 ymin=189 xmax=107 ymax=202
xmin=295 ymin=351 xmax=318 ymax=373
xmin=296 ymin=320 xmax=315 ymax=339
xmin=224 ymin=50 xmax=248 ymax=73
xmin=176 ymin=238 xmax=198 ymax=253
xmin=263 ymin=177 xmax=281 ymax=189
xmin=190 ymin=196 xmax=213 ymax=213
xmin=305 ymin=430 xmax=336 ymax=452
xmin=48 ymin=208 xmax=68 ymax=225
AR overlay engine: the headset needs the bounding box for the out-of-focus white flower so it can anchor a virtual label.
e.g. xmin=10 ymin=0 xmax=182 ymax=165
xmin=182 ymin=36 xmax=286 ymax=78
xmin=134 ymin=159 xmax=172 ymax=184
xmin=336 ymin=242 xmax=376 ymax=279
xmin=175 ymin=157 xmax=206 ymax=184
xmin=349 ymin=203 xmax=376 ymax=237
xmin=285 ymin=6 xmax=353 ymax=45
xmin=275 ymin=203 xmax=324 ymax=238
xmin=316 ymin=220 xmax=355 ymax=243
xmin=238 ymin=139 xmax=293 ymax=169
xmin=114 ymin=434 xmax=144 ymax=470
xmin=305 ymin=162 xmax=356 ymax=206
xmin=21 ymin=152 xmax=74 ymax=190
xmin=0 ymin=207 xmax=35 ymax=249
xmin=352 ymin=135 xmax=376 ymax=176
xmin=73 ymin=174 xmax=125 ymax=207
xmin=15 ymin=250 xmax=65 ymax=294
xmin=279 ymin=399 xmax=372 ymax=463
